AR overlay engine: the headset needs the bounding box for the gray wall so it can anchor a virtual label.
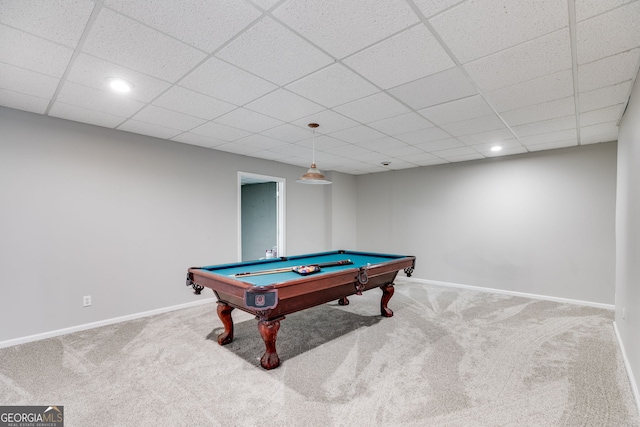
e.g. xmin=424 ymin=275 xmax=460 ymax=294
xmin=241 ymin=182 xmax=277 ymax=261
xmin=325 ymin=171 xmax=357 ymax=251
xmin=356 ymin=142 xmax=617 ymax=305
xmin=0 ymin=105 xmax=621 ymax=352
xmin=616 ymin=71 xmax=640 ymax=399
xmin=0 ymin=107 xmax=338 ymax=342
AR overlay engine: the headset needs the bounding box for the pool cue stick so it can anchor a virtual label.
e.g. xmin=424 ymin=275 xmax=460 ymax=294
xmin=232 ymin=259 xmax=353 ymax=277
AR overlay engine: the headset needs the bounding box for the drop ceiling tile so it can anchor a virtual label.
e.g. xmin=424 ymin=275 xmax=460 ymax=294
xmin=171 ymin=132 xmax=227 ymax=148
xmin=0 ymin=88 xmax=49 ymax=114
xmin=49 ymin=101 xmax=124 ymax=128
xmin=0 ymin=0 xmax=94 ymax=48
xmin=525 ymin=139 xmax=577 ymax=151
xmin=324 ymin=156 xmax=364 ymax=167
xmin=343 ymin=24 xmax=455 ymax=89
xmin=486 ymin=70 xmax=574 ymax=112
xmin=440 ymin=114 xmax=505 ymax=137
xmin=580 ymin=104 xmax=625 ymax=126
xmin=383 ymin=159 xmax=422 ymax=170
xmin=358 ymin=151 xmax=396 ymax=163
xmin=579 ymin=81 xmax=632 ymax=113
xmin=234 ymin=134 xmax=290 ymax=150
xmin=375 ymin=144 xmax=425 ymax=157
xmin=333 ymin=92 xmax=410 ymax=123
xmin=131 ymin=105 xmax=206 ymax=131
xmin=250 ymin=0 xmax=281 ymax=10
xmin=180 ymin=57 xmax=276 ymax=105
xmin=327 ymin=143 xmax=373 ymax=157
xmin=153 ymin=86 xmax=236 ymax=120
xmin=118 ymin=119 xmax=182 ymax=139
xmin=501 ymin=97 xmax=575 ymax=127
xmin=312 ymin=151 xmax=341 ymax=163
xmin=408 ymin=157 xmax=450 ymax=167
xmin=580 ymin=121 xmax=618 ymax=138
xmin=0 ymin=25 xmax=73 ymax=77
xmin=395 ymin=151 xmax=438 ymax=163
xmin=291 ymin=110 xmax=360 ymax=134
xmin=418 ymin=95 xmax=494 ymax=125
xmin=296 ymin=135 xmax=350 ymax=151
xmin=214 ymin=142 xmax=263 ymax=156
xmin=577 ymin=2 xmax=640 ymax=64
xmin=469 ymin=138 xmax=520 ymax=152
xmin=244 ymin=89 xmax=325 ymax=122
xmin=441 ymin=153 xmax=485 ymax=162
xmin=575 ymin=0 xmax=631 ymax=21
xmin=413 ymin=0 xmax=467 ymax=18
xmin=429 ymin=0 xmax=567 ymax=63
xmin=581 ymin=131 xmax=618 ymax=145
xmin=368 ymin=113 xmax=434 ymax=135
xmin=356 ymin=136 xmax=407 ymax=151
xmin=260 ymin=124 xmax=311 ymax=143
xmin=464 ymin=29 xmax=571 ymax=92
xmin=268 ymin=143 xmax=311 ymax=156
xmin=105 ymin=0 xmax=261 ymax=52
xmin=328 ymin=125 xmax=386 ymax=143
xmin=388 ymin=67 xmax=477 ymax=110
xmin=511 ymin=116 xmax=576 ymax=137
xmin=520 ymin=129 xmax=577 ymax=145
xmin=483 ymin=146 xmax=528 ymax=157
xmin=276 ymin=155 xmax=309 ymax=167
xmin=285 ymin=63 xmax=379 ymax=108
xmin=349 ymin=165 xmax=389 ymax=175
xmin=216 ymin=17 xmax=333 ymax=86
xmin=433 ymin=146 xmax=479 ymax=158
xmin=272 ymin=0 xmax=419 ymax=58
xmin=214 ymin=108 xmax=283 ymax=133
xmin=0 ymin=62 xmax=59 ymax=99
xmin=414 ymin=138 xmax=465 ymax=152
xmin=82 ymin=9 xmax=206 ymax=81
xmin=56 ymin=81 xmax=145 ymax=117
xmin=66 ymin=54 xmax=171 ymax=103
xmin=250 ymin=150 xmax=290 ymax=162
xmin=190 ymin=121 xmax=252 ymax=141
xmin=395 ymin=127 xmax=452 ymax=144
xmin=457 ymin=128 xmax=515 ymax=145
xmin=578 ymin=49 xmax=640 ymax=93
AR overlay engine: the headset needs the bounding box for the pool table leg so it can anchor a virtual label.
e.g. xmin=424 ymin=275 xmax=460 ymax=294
xmin=216 ymin=302 xmax=234 ymax=345
xmin=258 ymin=318 xmax=282 ymax=370
xmin=380 ymin=284 xmax=395 ymax=317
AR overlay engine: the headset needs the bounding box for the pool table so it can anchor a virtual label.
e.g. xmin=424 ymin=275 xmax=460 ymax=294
xmin=186 ymin=250 xmax=415 ymax=369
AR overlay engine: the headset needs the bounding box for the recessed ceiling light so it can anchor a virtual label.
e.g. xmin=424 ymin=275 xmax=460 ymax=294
xmin=107 ymin=78 xmax=133 ymax=93
xmin=490 ymin=146 xmax=503 ymax=152
xmin=381 ymin=161 xmax=391 ymax=166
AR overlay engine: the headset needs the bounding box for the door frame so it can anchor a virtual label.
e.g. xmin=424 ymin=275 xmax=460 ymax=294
xmin=237 ymin=171 xmax=286 ymax=262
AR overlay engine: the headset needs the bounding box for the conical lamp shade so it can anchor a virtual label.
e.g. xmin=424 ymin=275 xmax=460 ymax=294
xmin=296 ymin=123 xmax=332 ymax=184
xmin=296 ymin=163 xmax=332 ymax=184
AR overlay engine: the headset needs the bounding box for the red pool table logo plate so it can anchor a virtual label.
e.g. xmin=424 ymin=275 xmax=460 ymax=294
xmin=244 ymin=289 xmax=278 ymax=310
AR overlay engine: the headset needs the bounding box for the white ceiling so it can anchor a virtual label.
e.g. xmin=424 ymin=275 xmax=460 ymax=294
xmin=1 ymin=0 xmax=639 ymax=175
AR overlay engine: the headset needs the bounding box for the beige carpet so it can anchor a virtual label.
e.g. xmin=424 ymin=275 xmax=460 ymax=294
xmin=1 ymin=281 xmax=638 ymax=426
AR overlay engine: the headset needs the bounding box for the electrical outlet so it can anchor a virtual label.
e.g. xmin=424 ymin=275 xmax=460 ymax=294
xmin=83 ymin=295 xmax=92 ymax=307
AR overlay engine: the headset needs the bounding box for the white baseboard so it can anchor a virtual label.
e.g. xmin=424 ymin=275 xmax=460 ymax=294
xmin=614 ymin=322 xmax=640 ymax=415
xmin=0 ymin=297 xmax=216 ymax=349
xmin=0 ymin=278 xmax=616 ymax=350
xmin=402 ymin=276 xmax=615 ymax=310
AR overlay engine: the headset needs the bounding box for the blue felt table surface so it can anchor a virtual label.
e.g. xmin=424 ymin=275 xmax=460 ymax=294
xmin=196 ymin=251 xmax=407 ymax=287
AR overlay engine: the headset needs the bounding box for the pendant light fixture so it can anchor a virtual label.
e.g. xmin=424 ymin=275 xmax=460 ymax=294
xmin=296 ymin=123 xmax=332 ymax=185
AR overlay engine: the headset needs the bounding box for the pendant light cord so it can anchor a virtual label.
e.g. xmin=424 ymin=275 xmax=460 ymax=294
xmin=312 ymin=127 xmax=316 ymax=165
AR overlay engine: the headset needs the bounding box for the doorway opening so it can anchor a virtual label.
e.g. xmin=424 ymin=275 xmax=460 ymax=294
xmin=238 ymin=172 xmax=285 ymax=262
